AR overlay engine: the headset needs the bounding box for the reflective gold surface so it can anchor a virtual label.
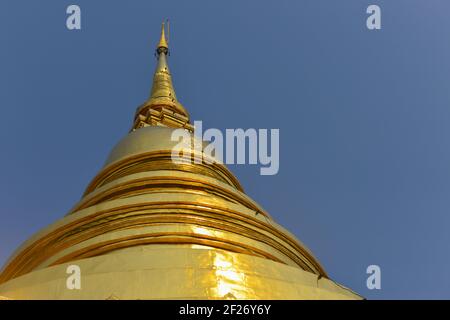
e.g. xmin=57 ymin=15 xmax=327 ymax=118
xmin=0 ymin=25 xmax=361 ymax=300
xmin=0 ymin=247 xmax=360 ymax=300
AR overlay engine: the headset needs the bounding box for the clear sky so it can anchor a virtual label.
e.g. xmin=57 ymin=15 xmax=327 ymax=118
xmin=1 ymin=0 xmax=449 ymax=299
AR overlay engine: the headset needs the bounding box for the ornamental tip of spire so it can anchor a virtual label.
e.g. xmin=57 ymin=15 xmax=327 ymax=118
xmin=156 ymin=21 xmax=169 ymax=54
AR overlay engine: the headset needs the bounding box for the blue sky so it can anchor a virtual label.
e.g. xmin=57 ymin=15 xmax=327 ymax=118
xmin=1 ymin=0 xmax=450 ymax=299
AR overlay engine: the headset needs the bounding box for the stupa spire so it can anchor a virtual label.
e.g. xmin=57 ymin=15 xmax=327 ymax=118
xmin=156 ymin=21 xmax=169 ymax=53
xmin=132 ymin=21 xmax=192 ymax=131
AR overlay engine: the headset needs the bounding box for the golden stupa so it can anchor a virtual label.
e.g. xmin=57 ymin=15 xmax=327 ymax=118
xmin=0 ymin=24 xmax=361 ymax=300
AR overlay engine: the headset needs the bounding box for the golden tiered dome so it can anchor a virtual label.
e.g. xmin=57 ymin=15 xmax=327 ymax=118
xmin=0 ymin=24 xmax=361 ymax=300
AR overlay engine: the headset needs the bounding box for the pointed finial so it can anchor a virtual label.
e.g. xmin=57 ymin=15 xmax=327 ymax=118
xmin=131 ymin=21 xmax=191 ymax=131
xmin=157 ymin=21 xmax=169 ymax=54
